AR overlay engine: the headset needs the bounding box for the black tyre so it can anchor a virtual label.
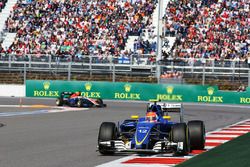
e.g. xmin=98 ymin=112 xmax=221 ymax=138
xmin=77 ymin=99 xmax=83 ymax=107
xmin=171 ymin=123 xmax=190 ymax=155
xmin=96 ymin=98 xmax=103 ymax=105
xmin=81 ymin=99 xmax=93 ymax=107
xmin=98 ymin=122 xmax=117 ymax=155
xmin=56 ymin=98 xmax=63 ymax=106
xmin=188 ymin=120 xmax=205 ymax=150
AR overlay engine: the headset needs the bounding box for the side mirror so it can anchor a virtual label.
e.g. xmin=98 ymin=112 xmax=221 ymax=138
xmin=131 ymin=115 xmax=139 ymax=119
xmin=163 ymin=115 xmax=171 ymax=120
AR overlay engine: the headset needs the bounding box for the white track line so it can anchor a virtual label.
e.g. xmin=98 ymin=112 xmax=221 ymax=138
xmin=0 ymin=105 xmax=42 ymax=107
xmin=205 ymin=139 xmax=229 ymax=143
xmin=223 ymin=127 xmax=250 ymax=130
xmin=206 ymin=134 xmax=239 ymax=138
xmin=204 ymin=146 xmax=216 ymax=150
xmin=0 ymin=106 xmax=88 ymax=117
xmin=211 ymin=130 xmax=248 ymax=134
xmin=231 ymin=125 xmax=250 ymax=127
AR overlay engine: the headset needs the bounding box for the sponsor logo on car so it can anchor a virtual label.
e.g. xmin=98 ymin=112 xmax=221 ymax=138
xmin=135 ymin=127 xmax=150 ymax=145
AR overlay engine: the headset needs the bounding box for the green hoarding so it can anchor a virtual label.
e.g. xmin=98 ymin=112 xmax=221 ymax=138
xmin=26 ymin=80 xmax=250 ymax=105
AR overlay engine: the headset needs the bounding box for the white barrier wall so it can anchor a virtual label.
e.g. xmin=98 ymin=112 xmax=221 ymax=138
xmin=0 ymin=84 xmax=25 ymax=97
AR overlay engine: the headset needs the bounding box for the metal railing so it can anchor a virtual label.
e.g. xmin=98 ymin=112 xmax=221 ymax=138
xmin=0 ymin=54 xmax=249 ymax=86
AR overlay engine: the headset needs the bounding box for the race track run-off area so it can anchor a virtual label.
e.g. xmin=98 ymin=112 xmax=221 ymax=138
xmin=96 ymin=119 xmax=250 ymax=167
xmin=0 ymin=98 xmax=250 ymax=167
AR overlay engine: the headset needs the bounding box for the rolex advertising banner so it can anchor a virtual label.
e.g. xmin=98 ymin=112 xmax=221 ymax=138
xmin=26 ymin=80 xmax=250 ymax=105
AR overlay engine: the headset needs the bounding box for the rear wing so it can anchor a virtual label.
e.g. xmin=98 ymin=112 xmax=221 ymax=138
xmin=60 ymin=92 xmax=74 ymax=97
xmin=160 ymin=103 xmax=182 ymax=112
xmin=148 ymin=102 xmax=184 ymax=122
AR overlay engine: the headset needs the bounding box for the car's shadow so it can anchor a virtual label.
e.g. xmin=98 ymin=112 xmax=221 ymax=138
xmin=0 ymin=123 xmax=5 ymax=127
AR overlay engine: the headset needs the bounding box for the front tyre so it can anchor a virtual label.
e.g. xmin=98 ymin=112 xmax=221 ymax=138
xmin=96 ymin=98 xmax=106 ymax=107
xmin=188 ymin=120 xmax=205 ymax=150
xmin=98 ymin=122 xmax=117 ymax=155
xmin=96 ymin=98 xmax=103 ymax=105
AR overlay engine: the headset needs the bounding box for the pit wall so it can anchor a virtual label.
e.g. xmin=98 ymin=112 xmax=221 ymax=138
xmin=25 ymin=80 xmax=250 ymax=105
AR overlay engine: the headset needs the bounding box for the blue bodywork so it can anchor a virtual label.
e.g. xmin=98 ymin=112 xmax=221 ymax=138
xmin=119 ymin=103 xmax=175 ymax=150
xmin=67 ymin=97 xmax=92 ymax=107
xmin=57 ymin=92 xmax=106 ymax=107
xmin=98 ymin=102 xmax=205 ymax=155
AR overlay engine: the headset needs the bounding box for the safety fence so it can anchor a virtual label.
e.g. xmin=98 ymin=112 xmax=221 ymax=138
xmin=26 ymin=80 xmax=250 ymax=105
xmin=1 ymin=54 xmax=250 ymax=86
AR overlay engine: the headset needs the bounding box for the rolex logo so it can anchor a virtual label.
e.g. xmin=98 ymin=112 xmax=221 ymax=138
xmin=124 ymin=84 xmax=131 ymax=92
xmin=166 ymin=86 xmax=174 ymax=94
xmin=207 ymin=87 xmax=214 ymax=96
xmin=85 ymin=82 xmax=92 ymax=91
xmin=43 ymin=81 xmax=50 ymax=90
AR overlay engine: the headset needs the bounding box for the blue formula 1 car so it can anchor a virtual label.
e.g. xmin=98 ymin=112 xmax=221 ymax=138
xmin=97 ymin=102 xmax=205 ymax=155
xmin=56 ymin=92 xmax=106 ymax=108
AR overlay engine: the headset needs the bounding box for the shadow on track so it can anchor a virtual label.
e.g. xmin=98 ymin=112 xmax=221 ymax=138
xmin=0 ymin=123 xmax=5 ymax=127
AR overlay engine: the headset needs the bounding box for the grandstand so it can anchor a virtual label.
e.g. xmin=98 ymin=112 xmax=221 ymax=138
xmin=0 ymin=0 xmax=249 ymax=90
xmin=165 ymin=0 xmax=249 ymax=60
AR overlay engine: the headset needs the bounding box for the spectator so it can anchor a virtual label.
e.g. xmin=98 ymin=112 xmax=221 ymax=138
xmin=237 ymin=83 xmax=246 ymax=92
xmin=161 ymin=70 xmax=183 ymax=79
xmin=0 ymin=0 xmax=8 ymax=12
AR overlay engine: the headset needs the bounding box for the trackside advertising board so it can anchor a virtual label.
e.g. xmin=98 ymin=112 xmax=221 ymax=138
xmin=26 ymin=80 xmax=250 ymax=105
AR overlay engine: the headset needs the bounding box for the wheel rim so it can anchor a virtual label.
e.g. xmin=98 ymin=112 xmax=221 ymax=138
xmin=77 ymin=101 xmax=81 ymax=107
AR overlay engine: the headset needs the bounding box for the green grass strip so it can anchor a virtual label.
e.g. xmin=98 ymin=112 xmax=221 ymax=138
xmin=177 ymin=132 xmax=250 ymax=167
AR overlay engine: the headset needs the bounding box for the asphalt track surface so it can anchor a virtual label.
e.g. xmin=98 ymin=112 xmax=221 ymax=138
xmin=0 ymin=97 xmax=250 ymax=167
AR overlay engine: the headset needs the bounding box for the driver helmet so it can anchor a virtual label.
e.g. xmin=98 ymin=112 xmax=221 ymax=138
xmin=146 ymin=112 xmax=158 ymax=122
xmin=75 ymin=91 xmax=81 ymax=96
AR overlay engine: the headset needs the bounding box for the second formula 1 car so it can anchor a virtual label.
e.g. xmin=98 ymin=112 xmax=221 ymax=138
xmin=56 ymin=91 xmax=107 ymax=108
xmin=97 ymin=101 xmax=205 ymax=155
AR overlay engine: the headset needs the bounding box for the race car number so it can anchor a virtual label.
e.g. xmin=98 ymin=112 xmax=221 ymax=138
xmin=138 ymin=129 xmax=148 ymax=133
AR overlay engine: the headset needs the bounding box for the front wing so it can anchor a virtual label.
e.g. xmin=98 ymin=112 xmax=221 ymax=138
xmin=98 ymin=140 xmax=184 ymax=154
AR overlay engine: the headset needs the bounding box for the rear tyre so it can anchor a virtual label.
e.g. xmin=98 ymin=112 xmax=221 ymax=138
xmin=98 ymin=122 xmax=117 ymax=155
xmin=56 ymin=98 xmax=63 ymax=106
xmin=171 ymin=123 xmax=190 ymax=155
xmin=188 ymin=120 xmax=205 ymax=150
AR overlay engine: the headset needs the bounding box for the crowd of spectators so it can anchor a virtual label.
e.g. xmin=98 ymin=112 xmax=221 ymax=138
xmin=3 ymin=0 xmax=156 ymax=60
xmin=132 ymin=25 xmax=157 ymax=54
xmin=160 ymin=70 xmax=183 ymax=79
xmin=0 ymin=0 xmax=7 ymax=12
xmin=164 ymin=0 xmax=250 ymax=62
